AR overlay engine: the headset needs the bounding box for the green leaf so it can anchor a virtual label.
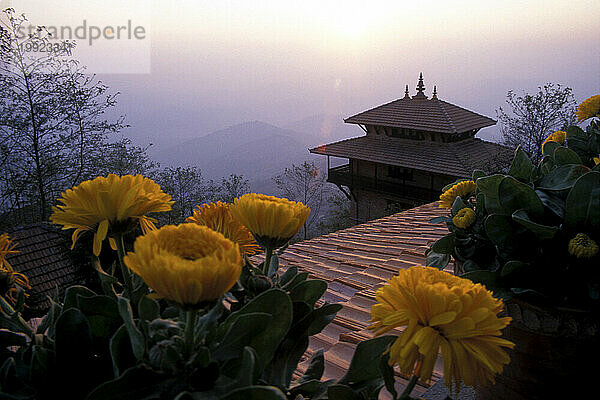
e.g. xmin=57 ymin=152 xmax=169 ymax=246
xmin=212 ymin=312 xmax=271 ymax=362
xmin=429 ymin=216 xmax=450 ymax=224
xmin=278 ymin=266 xmax=298 ymax=287
xmin=476 ymin=174 xmax=504 ymax=214
xmin=553 ymin=146 xmax=582 ymax=165
xmin=62 ymin=285 xmax=96 ymax=311
xmin=498 ymin=176 xmax=544 ymax=216
xmin=511 ymin=209 xmax=558 ymax=240
xmin=542 ymin=140 xmax=560 ymax=156
xmin=117 ymin=296 xmax=145 ymax=361
xmin=379 ymin=352 xmax=397 ymax=399
xmin=565 ymin=171 xmax=600 ymax=230
xmin=566 ymin=125 xmax=589 ymax=156
xmin=85 ymin=365 xmax=171 ymax=400
xmin=537 ymin=164 xmax=589 ymax=191
xmin=501 ymin=261 xmax=528 ymax=277
xmin=430 ymin=233 xmax=456 ymax=254
xmin=426 ymin=251 xmax=450 ymax=269
xmin=264 ymin=336 xmax=309 ymax=388
xmin=472 ymin=169 xmax=486 ymax=181
xmin=137 ymin=295 xmax=160 ymax=322
xmin=54 ymin=308 xmax=93 ymax=366
xmin=461 ymin=270 xmax=498 ymax=288
xmin=30 ymin=345 xmax=55 ymax=387
xmin=451 ymin=196 xmax=467 ymax=217
xmin=224 ymin=289 xmax=292 ymax=366
xmin=535 ymin=189 xmax=565 ymax=219
xmin=298 ymin=349 xmax=324 ymax=383
xmin=340 ymin=336 xmax=396 ymax=384
xmin=485 ymin=214 xmax=516 ymax=248
xmin=221 ymin=386 xmax=287 ymax=400
xmin=307 ymin=303 xmax=343 ymax=336
xmin=508 ymin=146 xmax=534 ymax=181
xmin=109 ymin=325 xmax=135 ymax=378
xmin=281 ymin=272 xmax=309 ymax=291
xmin=289 ymin=280 xmax=327 ymax=307
xmin=36 ymin=299 xmax=61 ymax=335
xmin=327 ymin=384 xmax=362 ymax=400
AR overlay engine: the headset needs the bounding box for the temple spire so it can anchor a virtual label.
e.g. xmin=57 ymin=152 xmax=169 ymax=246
xmin=413 ymin=72 xmax=427 ymax=99
xmin=432 ymin=85 xmax=438 ymax=99
xmin=403 ymin=85 xmax=410 ymax=99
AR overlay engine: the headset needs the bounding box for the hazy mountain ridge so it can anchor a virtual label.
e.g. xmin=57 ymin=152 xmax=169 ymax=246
xmin=152 ymin=117 xmax=360 ymax=194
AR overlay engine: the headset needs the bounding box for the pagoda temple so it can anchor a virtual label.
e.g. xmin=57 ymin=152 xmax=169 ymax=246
xmin=310 ymin=74 xmax=513 ymax=222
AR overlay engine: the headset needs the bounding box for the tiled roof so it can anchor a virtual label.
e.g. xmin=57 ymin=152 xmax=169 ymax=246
xmin=6 ymin=223 xmax=84 ymax=314
xmin=254 ymin=202 xmax=450 ymax=397
xmin=310 ymin=135 xmax=514 ymax=178
xmin=344 ymin=97 xmax=496 ymax=134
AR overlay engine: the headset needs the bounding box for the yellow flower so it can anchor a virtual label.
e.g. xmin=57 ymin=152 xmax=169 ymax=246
xmin=0 ymin=234 xmax=30 ymax=304
xmin=576 ymin=95 xmax=600 ymax=122
xmin=438 ymin=181 xmax=477 ymax=209
xmin=369 ymin=266 xmax=513 ymax=392
xmin=186 ymin=202 xmax=260 ymax=256
xmin=50 ymin=174 xmax=173 ymax=256
xmin=0 ymin=233 xmax=19 ymax=271
xmin=568 ymin=233 xmax=599 ymax=258
xmin=452 ymin=208 xmax=476 ymax=229
xmin=593 ymin=155 xmax=600 ymax=165
xmin=124 ymin=224 xmax=242 ymax=307
xmin=231 ymin=193 xmax=310 ymax=249
xmin=541 ymin=130 xmax=567 ymax=153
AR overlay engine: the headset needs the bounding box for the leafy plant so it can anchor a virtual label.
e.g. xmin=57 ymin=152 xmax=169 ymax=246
xmin=427 ymin=114 xmax=600 ymax=309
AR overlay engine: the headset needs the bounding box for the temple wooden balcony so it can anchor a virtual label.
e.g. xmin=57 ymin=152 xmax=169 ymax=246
xmin=327 ymin=164 xmax=440 ymax=203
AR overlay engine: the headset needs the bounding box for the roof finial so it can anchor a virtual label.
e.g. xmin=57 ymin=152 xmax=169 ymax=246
xmin=432 ymin=85 xmax=438 ymax=99
xmin=403 ymin=84 xmax=410 ymax=99
xmin=413 ymin=72 xmax=427 ymax=99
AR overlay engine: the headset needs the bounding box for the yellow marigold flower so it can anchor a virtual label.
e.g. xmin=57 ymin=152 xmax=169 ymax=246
xmin=124 ymin=224 xmax=242 ymax=307
xmin=0 ymin=233 xmax=19 ymax=271
xmin=593 ymin=155 xmax=600 ymax=165
xmin=576 ymin=95 xmax=600 ymax=122
xmin=50 ymin=174 xmax=173 ymax=256
xmin=231 ymin=193 xmax=310 ymax=249
xmin=541 ymin=130 xmax=567 ymax=153
xmin=438 ymin=181 xmax=477 ymax=209
xmin=0 ymin=234 xmax=31 ymax=304
xmin=369 ymin=266 xmax=514 ymax=392
xmin=452 ymin=208 xmax=476 ymax=229
xmin=568 ymin=233 xmax=599 ymax=259
xmin=186 ymin=202 xmax=259 ymax=256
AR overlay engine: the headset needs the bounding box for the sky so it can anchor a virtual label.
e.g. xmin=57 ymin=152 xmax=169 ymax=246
xmin=6 ymin=0 xmax=600 ymax=149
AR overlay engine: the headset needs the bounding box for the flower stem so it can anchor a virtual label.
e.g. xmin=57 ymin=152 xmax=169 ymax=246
xmin=114 ymin=233 xmax=133 ymax=298
xmin=262 ymin=246 xmax=273 ymax=276
xmin=398 ymin=374 xmax=419 ymax=400
xmin=184 ymin=309 xmax=198 ymax=360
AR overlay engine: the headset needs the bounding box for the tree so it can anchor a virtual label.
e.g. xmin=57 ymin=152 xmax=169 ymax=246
xmin=0 ymin=9 xmax=126 ymax=224
xmin=155 ymin=166 xmax=218 ymax=224
xmin=273 ymin=161 xmax=329 ymax=241
xmin=317 ymin=192 xmax=353 ymax=234
xmin=96 ymin=137 xmax=158 ymax=177
xmin=219 ymin=174 xmax=250 ymax=203
xmin=497 ymin=84 xmax=576 ymax=163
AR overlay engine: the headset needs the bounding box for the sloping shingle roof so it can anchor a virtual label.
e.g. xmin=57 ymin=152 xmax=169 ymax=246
xmin=254 ymin=202 xmax=451 ymax=397
xmin=310 ymin=135 xmax=514 ymax=178
xmin=344 ymin=97 xmax=496 ymax=134
xmin=6 ymin=223 xmax=83 ymax=314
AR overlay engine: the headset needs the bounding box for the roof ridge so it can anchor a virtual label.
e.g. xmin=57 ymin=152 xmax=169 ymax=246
xmin=435 ymin=100 xmax=457 ymax=133
xmin=343 ymin=98 xmax=406 ymax=123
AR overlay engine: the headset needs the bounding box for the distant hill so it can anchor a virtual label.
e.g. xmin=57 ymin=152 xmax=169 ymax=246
xmin=152 ymin=120 xmax=337 ymax=194
xmin=283 ymin=114 xmax=360 ymax=145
